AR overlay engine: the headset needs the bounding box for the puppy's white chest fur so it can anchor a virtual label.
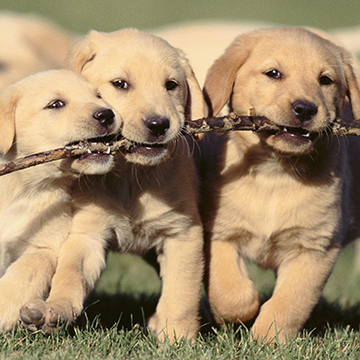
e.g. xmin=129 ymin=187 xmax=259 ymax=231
xmin=80 ymin=151 xmax=199 ymax=255
xmin=209 ymin=134 xmax=341 ymax=268
xmin=114 ymin=191 xmax=190 ymax=252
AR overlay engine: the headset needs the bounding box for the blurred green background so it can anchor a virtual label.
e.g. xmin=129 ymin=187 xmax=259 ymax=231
xmin=2 ymin=0 xmax=360 ymax=332
xmin=1 ymin=0 xmax=360 ymax=34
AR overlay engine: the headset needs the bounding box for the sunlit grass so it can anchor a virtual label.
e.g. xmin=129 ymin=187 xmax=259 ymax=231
xmin=2 ymin=318 xmax=360 ymax=360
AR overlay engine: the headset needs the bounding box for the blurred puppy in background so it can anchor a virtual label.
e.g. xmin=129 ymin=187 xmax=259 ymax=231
xmin=200 ymin=27 xmax=360 ymax=342
xmin=0 ymin=12 xmax=75 ymax=90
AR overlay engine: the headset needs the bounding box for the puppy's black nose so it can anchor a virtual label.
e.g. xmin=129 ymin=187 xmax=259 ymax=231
xmin=144 ymin=116 xmax=170 ymax=138
xmin=292 ymin=100 xmax=318 ymax=122
xmin=93 ymin=108 xmax=115 ymax=128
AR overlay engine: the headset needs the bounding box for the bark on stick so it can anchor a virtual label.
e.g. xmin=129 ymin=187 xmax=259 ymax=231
xmin=1 ymin=113 xmax=359 ymax=176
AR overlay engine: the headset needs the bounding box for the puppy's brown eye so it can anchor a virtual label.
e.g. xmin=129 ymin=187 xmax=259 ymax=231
xmin=166 ymin=80 xmax=178 ymax=91
xmin=112 ymin=79 xmax=129 ymax=90
xmin=319 ymin=75 xmax=333 ymax=85
xmin=96 ymin=91 xmax=102 ymax=99
xmin=45 ymin=100 xmax=65 ymax=109
xmin=265 ymin=69 xmax=281 ymax=79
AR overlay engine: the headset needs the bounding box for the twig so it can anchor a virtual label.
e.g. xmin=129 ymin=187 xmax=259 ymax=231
xmin=0 ymin=138 xmax=133 ymax=176
xmin=183 ymin=113 xmax=280 ymax=134
xmin=183 ymin=113 xmax=360 ymax=136
xmin=1 ymin=113 xmax=360 ymax=176
xmin=329 ymin=118 xmax=360 ymax=136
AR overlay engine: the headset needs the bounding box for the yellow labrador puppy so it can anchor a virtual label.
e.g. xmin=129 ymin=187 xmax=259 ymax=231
xmin=0 ymin=69 xmax=121 ymax=332
xmin=20 ymin=29 xmax=205 ymax=341
xmin=200 ymin=27 xmax=360 ymax=342
xmin=0 ymin=12 xmax=75 ymax=90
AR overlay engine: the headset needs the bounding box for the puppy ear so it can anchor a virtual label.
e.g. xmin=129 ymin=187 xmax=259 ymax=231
xmin=0 ymin=86 xmax=20 ymax=154
xmin=203 ymin=33 xmax=253 ymax=116
xmin=177 ymin=49 xmax=207 ymax=121
xmin=65 ymin=30 xmax=99 ymax=73
xmin=343 ymin=55 xmax=360 ymax=120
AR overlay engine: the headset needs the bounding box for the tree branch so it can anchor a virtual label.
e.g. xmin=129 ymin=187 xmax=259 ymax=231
xmin=183 ymin=113 xmax=360 ymax=136
xmin=0 ymin=138 xmax=133 ymax=176
xmin=1 ymin=113 xmax=359 ymax=176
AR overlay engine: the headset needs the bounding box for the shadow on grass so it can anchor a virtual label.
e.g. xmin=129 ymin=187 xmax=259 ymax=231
xmin=81 ymin=292 xmax=158 ymax=331
xmin=81 ymin=292 xmax=215 ymax=335
xmin=77 ymin=291 xmax=360 ymax=339
xmin=303 ymin=298 xmax=360 ymax=336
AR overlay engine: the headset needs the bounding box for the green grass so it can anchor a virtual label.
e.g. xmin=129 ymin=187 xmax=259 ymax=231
xmin=2 ymin=245 xmax=360 ymax=359
xmin=2 ymin=318 xmax=360 ymax=359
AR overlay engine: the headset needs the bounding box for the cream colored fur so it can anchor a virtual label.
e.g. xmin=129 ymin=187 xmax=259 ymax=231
xmin=0 ymin=12 xmax=75 ymax=90
xmin=21 ymin=29 xmax=205 ymax=342
xmin=0 ymin=69 xmax=121 ymax=332
xmin=200 ymin=27 xmax=360 ymax=342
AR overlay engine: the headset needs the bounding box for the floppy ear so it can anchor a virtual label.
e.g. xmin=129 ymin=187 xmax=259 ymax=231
xmin=64 ymin=30 xmax=100 ymax=73
xmin=343 ymin=56 xmax=360 ymax=120
xmin=177 ymin=49 xmax=207 ymax=121
xmin=203 ymin=33 xmax=253 ymax=116
xmin=0 ymin=86 xmax=20 ymax=154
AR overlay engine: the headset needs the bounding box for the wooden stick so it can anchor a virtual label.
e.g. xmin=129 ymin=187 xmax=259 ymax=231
xmin=184 ymin=113 xmax=281 ymax=134
xmin=183 ymin=113 xmax=360 ymax=136
xmin=1 ymin=113 xmax=360 ymax=176
xmin=0 ymin=138 xmax=133 ymax=176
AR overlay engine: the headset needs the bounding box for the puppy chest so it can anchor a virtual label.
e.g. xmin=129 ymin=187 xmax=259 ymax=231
xmin=114 ymin=193 xmax=193 ymax=252
xmin=211 ymin=175 xmax=340 ymax=265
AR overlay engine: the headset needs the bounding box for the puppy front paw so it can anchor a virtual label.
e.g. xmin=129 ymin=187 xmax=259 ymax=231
xmin=20 ymin=299 xmax=77 ymax=334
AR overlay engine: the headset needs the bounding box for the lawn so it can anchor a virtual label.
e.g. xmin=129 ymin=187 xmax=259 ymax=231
xmin=2 ymin=1 xmax=360 ymax=358
xmin=1 ymin=244 xmax=360 ymax=359
xmin=2 ymin=321 xmax=360 ymax=359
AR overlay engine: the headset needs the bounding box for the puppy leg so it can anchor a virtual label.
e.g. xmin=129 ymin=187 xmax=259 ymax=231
xmin=251 ymin=246 xmax=339 ymax=343
xmin=207 ymin=240 xmax=260 ymax=324
xmin=21 ymin=232 xmax=107 ymax=333
xmin=0 ymin=249 xmax=56 ymax=332
xmin=20 ymin=206 xmax=108 ymax=333
xmin=155 ymin=224 xmax=204 ymax=342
